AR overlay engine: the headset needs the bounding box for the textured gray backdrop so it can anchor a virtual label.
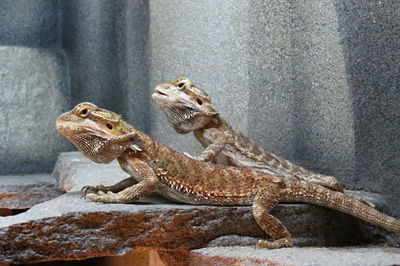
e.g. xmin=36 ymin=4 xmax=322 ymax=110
xmin=0 ymin=0 xmax=399 ymax=215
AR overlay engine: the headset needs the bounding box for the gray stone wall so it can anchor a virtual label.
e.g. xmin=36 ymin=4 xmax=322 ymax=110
xmin=0 ymin=0 xmax=399 ymax=215
xmin=0 ymin=0 xmax=70 ymax=174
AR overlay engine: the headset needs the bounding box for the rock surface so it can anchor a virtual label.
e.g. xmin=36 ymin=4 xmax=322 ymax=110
xmin=0 ymin=152 xmax=398 ymax=264
xmin=0 ymin=46 xmax=71 ymax=175
xmin=52 ymin=152 xmax=129 ymax=192
xmin=0 ymin=174 xmax=63 ymax=212
xmin=193 ymin=246 xmax=400 ymax=266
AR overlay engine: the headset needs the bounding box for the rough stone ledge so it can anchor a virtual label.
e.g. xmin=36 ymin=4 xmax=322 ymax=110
xmin=0 ymin=174 xmax=63 ymax=212
xmin=193 ymin=246 xmax=400 ymax=265
xmin=0 ymin=191 xmax=396 ymax=264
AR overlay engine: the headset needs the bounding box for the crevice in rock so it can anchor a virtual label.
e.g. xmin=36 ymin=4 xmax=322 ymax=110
xmin=0 ymin=209 xmax=29 ymax=217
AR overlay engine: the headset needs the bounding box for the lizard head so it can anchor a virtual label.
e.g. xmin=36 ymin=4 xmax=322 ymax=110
xmin=152 ymin=77 xmax=218 ymax=134
xmin=56 ymin=102 xmax=141 ymax=163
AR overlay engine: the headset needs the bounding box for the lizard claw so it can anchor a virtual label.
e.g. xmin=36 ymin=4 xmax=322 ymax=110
xmin=81 ymin=185 xmax=96 ymax=195
xmin=352 ymin=195 xmax=376 ymax=208
xmin=81 ymin=184 xmax=108 ymax=195
xmin=183 ymin=152 xmax=205 ymax=161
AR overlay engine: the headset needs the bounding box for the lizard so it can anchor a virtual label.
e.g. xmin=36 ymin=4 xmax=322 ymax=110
xmin=151 ymin=78 xmax=344 ymax=192
xmin=55 ymin=102 xmax=400 ymax=249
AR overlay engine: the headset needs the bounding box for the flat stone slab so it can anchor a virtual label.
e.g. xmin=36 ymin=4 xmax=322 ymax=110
xmin=0 ymin=151 xmax=398 ymax=264
xmin=193 ymin=246 xmax=400 ymax=265
xmin=0 ymin=174 xmax=63 ymax=211
xmin=0 ymin=190 xmax=395 ymax=264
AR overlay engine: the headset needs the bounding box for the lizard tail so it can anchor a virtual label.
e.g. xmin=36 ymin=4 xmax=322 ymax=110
xmin=281 ymin=181 xmax=400 ymax=232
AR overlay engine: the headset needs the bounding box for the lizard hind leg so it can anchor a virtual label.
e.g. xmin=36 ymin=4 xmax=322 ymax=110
xmin=252 ymin=189 xmax=293 ymax=249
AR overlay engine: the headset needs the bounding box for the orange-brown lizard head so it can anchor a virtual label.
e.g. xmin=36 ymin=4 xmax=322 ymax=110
xmin=56 ymin=102 xmax=141 ymax=164
xmin=152 ymin=78 xmax=218 ymax=134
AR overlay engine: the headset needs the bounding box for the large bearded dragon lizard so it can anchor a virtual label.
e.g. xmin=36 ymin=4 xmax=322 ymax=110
xmin=56 ymin=102 xmax=400 ymax=249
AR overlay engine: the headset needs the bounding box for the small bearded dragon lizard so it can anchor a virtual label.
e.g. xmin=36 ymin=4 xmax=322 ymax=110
xmin=56 ymin=102 xmax=400 ymax=249
xmin=152 ymin=78 xmax=343 ymax=192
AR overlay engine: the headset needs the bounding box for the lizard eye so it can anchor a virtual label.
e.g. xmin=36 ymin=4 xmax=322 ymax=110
xmin=78 ymin=108 xmax=89 ymax=118
xmin=177 ymin=82 xmax=185 ymax=88
xmin=196 ymin=99 xmax=203 ymax=105
xmin=106 ymin=123 xmax=113 ymax=130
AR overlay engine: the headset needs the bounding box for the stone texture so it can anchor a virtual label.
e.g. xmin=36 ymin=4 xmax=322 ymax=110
xmin=0 ymin=151 xmax=397 ymax=264
xmin=52 ymin=152 xmax=129 ymax=192
xmin=0 ymin=47 xmax=71 ymax=174
xmin=334 ymin=0 xmax=400 ymax=216
xmin=0 ymin=174 xmax=63 ymax=211
xmin=0 ymin=0 xmax=62 ymax=48
xmin=25 ymin=246 xmax=399 ymax=266
xmin=63 ymin=0 xmax=124 ymax=114
xmin=194 ymin=246 xmax=400 ymax=266
xmin=63 ymin=0 xmax=150 ymax=132
xmin=251 ymin=0 xmax=356 ymax=176
xmin=117 ymin=0 xmax=151 ymax=133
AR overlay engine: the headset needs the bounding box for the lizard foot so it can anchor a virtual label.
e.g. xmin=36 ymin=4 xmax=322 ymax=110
xmin=81 ymin=185 xmax=109 ymax=195
xmin=351 ymin=195 xmax=375 ymax=208
xmin=256 ymin=238 xmax=293 ymax=249
xmin=84 ymin=191 xmax=121 ymax=203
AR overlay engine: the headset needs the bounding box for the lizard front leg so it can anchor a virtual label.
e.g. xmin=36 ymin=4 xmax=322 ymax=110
xmin=85 ymin=159 xmax=158 ymax=203
xmin=252 ymin=189 xmax=293 ymax=249
xmin=82 ymin=176 xmax=138 ymax=195
xmin=189 ymin=128 xmax=227 ymax=162
xmin=81 ymin=155 xmax=144 ymax=195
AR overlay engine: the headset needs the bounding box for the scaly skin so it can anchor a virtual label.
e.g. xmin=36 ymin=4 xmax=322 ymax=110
xmin=56 ymin=102 xmax=400 ymax=249
xmin=152 ymin=78 xmax=345 ymax=192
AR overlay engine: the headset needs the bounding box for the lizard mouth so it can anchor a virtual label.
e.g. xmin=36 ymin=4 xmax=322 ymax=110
xmin=56 ymin=120 xmax=97 ymax=139
xmin=56 ymin=114 xmax=109 ymax=138
xmin=154 ymin=87 xmax=168 ymax=96
xmin=152 ymin=85 xmax=188 ymax=107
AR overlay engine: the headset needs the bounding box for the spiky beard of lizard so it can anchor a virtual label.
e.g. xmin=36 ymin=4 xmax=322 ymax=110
xmin=162 ymin=106 xmax=201 ymax=133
